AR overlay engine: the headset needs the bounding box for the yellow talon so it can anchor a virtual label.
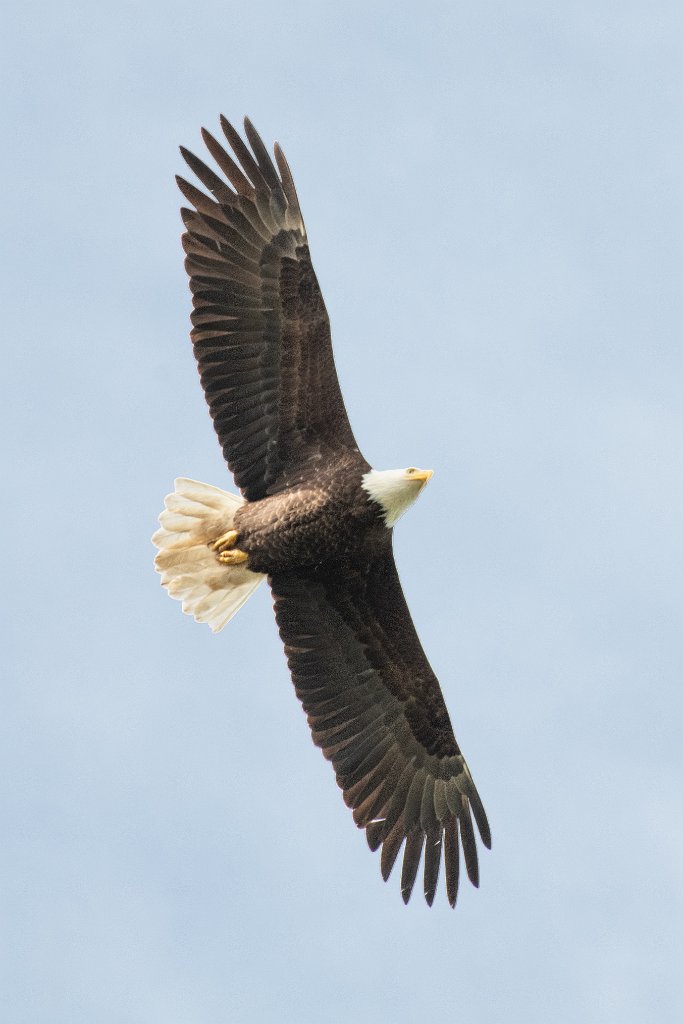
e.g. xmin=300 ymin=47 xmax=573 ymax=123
xmin=217 ymin=548 xmax=249 ymax=566
xmin=210 ymin=529 xmax=239 ymax=553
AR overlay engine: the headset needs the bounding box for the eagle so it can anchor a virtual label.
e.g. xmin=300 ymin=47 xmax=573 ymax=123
xmin=153 ymin=116 xmax=491 ymax=907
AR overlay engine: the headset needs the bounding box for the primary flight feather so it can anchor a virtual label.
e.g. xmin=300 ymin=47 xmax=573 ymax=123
xmin=153 ymin=116 xmax=491 ymax=906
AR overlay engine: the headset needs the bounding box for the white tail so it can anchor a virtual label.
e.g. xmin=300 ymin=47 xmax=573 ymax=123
xmin=152 ymin=478 xmax=264 ymax=633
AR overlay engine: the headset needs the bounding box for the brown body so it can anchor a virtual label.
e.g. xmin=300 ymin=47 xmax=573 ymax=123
xmin=235 ymin=462 xmax=385 ymax=574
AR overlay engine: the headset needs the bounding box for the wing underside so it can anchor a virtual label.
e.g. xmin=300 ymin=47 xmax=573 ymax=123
xmin=179 ymin=117 xmax=362 ymax=500
xmin=271 ymin=551 xmax=491 ymax=906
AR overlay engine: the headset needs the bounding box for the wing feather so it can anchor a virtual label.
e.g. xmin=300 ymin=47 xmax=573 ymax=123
xmin=380 ymin=814 xmax=406 ymax=881
xmin=273 ymin=142 xmax=304 ymax=225
xmin=458 ymin=799 xmax=480 ymax=887
xmin=423 ymin=828 xmax=442 ymax=906
xmin=220 ymin=116 xmax=270 ymax=192
xmin=200 ymin=128 xmax=254 ymax=197
xmin=400 ymin=830 xmax=424 ymax=904
xmin=179 ymin=147 xmax=236 ymax=205
xmin=443 ymin=818 xmax=461 ymax=907
xmin=243 ymin=117 xmax=285 ymax=195
xmin=366 ymin=820 xmax=385 ymax=853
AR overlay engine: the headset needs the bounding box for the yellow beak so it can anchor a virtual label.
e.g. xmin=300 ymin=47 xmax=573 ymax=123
xmin=410 ymin=469 xmax=434 ymax=483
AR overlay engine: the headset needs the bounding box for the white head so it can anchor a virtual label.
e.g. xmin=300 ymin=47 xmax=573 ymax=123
xmin=361 ymin=467 xmax=434 ymax=527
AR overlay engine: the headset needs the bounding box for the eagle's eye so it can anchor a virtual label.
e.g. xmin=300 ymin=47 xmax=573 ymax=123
xmin=407 ymin=467 xmax=417 ymax=475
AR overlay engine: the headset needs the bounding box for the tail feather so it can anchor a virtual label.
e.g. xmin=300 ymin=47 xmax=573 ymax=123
xmin=152 ymin=477 xmax=264 ymax=632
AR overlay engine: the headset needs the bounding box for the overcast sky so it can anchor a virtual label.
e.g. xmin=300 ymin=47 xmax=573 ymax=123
xmin=3 ymin=2 xmax=683 ymax=1021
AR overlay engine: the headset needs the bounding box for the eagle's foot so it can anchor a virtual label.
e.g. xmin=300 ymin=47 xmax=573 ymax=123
xmin=210 ymin=529 xmax=239 ymax=553
xmin=210 ymin=529 xmax=249 ymax=566
xmin=217 ymin=548 xmax=249 ymax=566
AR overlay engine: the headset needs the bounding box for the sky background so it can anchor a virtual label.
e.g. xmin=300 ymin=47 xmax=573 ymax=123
xmin=3 ymin=2 xmax=682 ymax=1021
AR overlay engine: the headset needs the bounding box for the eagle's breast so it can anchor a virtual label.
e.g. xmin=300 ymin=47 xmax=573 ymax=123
xmin=234 ymin=468 xmax=383 ymax=575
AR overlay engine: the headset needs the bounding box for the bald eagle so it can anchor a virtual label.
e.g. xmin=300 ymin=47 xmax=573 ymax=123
xmin=153 ymin=116 xmax=491 ymax=907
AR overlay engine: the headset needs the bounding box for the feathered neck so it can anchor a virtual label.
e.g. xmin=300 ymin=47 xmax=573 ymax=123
xmin=361 ymin=468 xmax=430 ymax=527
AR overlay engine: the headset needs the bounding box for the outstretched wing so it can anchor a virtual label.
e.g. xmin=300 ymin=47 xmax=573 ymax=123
xmin=270 ymin=549 xmax=491 ymax=907
xmin=178 ymin=117 xmax=363 ymax=500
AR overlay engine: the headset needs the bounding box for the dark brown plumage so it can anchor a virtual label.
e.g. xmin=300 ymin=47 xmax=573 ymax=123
xmin=178 ymin=116 xmax=357 ymax=500
xmin=168 ymin=115 xmax=491 ymax=906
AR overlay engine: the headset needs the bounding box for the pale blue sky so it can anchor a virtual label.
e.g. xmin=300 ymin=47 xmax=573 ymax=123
xmin=3 ymin=2 xmax=682 ymax=1021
